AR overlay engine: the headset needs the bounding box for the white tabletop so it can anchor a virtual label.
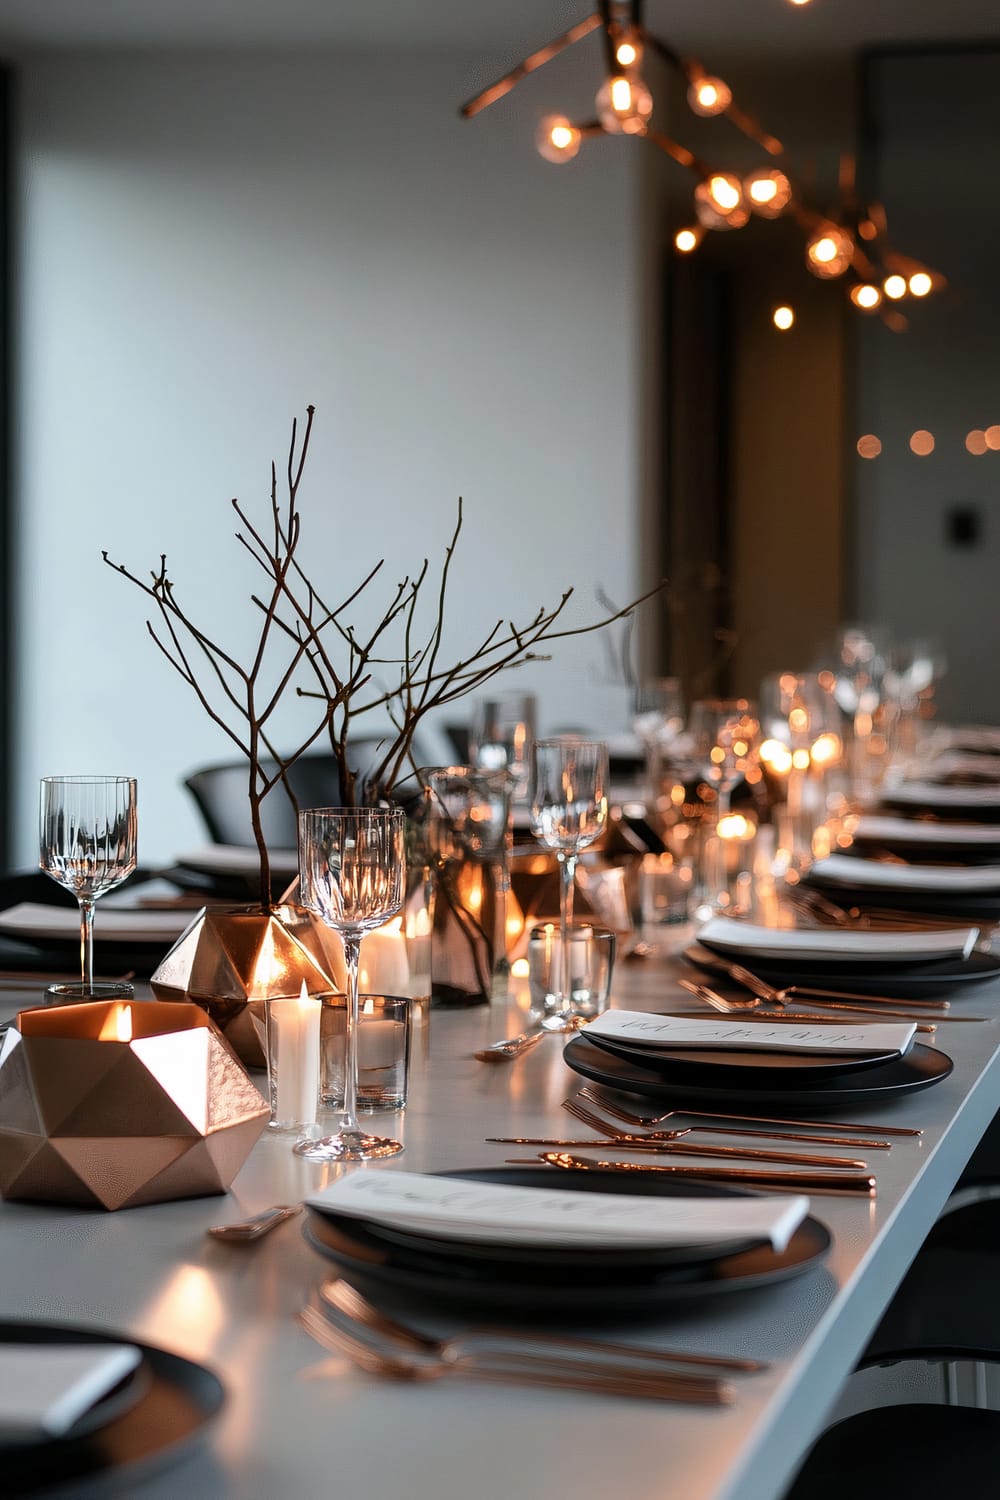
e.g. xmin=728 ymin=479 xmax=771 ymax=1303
xmin=0 ymin=937 xmax=998 ymax=1500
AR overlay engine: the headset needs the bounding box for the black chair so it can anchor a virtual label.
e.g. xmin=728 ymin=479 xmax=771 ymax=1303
xmin=184 ymin=740 xmax=429 ymax=848
xmin=783 ymin=1368 xmax=1000 ymax=1500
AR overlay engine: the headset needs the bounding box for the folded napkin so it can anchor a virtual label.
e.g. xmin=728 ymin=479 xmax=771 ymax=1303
xmin=587 ymin=1009 xmax=916 ymax=1059
xmin=696 ymin=914 xmax=980 ymax=963
xmin=173 ymin=845 xmax=300 ymax=880
xmin=308 ymin=1170 xmax=809 ymax=1253
xmin=809 ymin=852 xmax=1000 ymax=893
xmin=852 ymin=814 xmax=1000 ymax=848
xmin=885 ymin=782 xmax=1000 ymax=808
xmin=0 ymin=1343 xmax=141 ymax=1441
xmin=0 ymin=903 xmax=192 ymax=945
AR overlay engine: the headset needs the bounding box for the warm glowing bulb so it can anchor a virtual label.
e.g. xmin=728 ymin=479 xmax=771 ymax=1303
xmin=674 ymin=226 xmax=701 ymax=253
xmin=694 ymin=173 xmax=748 ymax=230
xmin=986 ymin=425 xmax=1000 ymax=450
xmin=850 ymin=283 xmax=882 ymax=310
xmin=909 ymin=429 xmax=935 ymax=456
xmin=857 ymin=434 xmax=882 ymax=459
xmin=744 ymin=169 xmax=792 ymax=219
xmin=688 ymin=76 xmax=732 ymax=116
xmin=805 ymin=223 xmax=854 ymax=279
xmin=967 ymin=429 xmax=988 ymax=455
xmin=616 ymin=40 xmax=638 ymax=66
xmin=535 ymin=115 xmax=582 ymax=164
xmin=883 ymin=273 xmax=907 ymax=299
xmin=810 ymin=732 xmax=841 ymax=766
xmin=596 ymin=74 xmax=653 ymax=135
xmin=909 ymin=271 xmax=932 ymax=297
xmin=772 ymin=305 xmax=794 ymax=331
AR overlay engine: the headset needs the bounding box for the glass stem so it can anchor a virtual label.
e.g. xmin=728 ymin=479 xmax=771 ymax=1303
xmin=340 ymin=932 xmax=362 ymax=1138
xmin=79 ymin=897 xmax=95 ymax=990
xmin=558 ymin=850 xmax=578 ymax=1019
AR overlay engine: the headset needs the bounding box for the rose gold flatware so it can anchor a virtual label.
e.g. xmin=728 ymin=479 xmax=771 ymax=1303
xmin=207 ymin=1204 xmax=302 ymax=1241
xmin=561 ymin=1096 xmax=892 ymax=1149
xmin=321 ymin=1278 xmax=768 ymax=1373
xmin=535 ymin=1151 xmax=877 ymax=1196
xmin=298 ymin=1305 xmax=735 ymax=1403
xmin=721 ymin=959 xmax=951 ymax=1011
xmin=488 ymin=1136 xmax=868 ymax=1167
xmin=475 ymin=1029 xmax=545 ymax=1062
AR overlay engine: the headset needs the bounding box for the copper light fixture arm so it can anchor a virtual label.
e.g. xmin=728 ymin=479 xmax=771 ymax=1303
xmin=458 ymin=13 xmax=603 ymax=118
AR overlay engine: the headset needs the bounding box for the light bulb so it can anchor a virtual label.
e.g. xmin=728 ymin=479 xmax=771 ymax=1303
xmin=744 ymin=168 xmax=792 ymax=219
xmin=687 ymin=76 xmax=732 ymax=116
xmin=883 ymin=273 xmax=907 ymax=300
xmin=772 ymin=305 xmax=795 ymax=331
xmin=614 ymin=30 xmax=642 ymax=68
xmin=674 ymin=226 xmax=702 ymax=253
xmin=909 ymin=271 xmax=933 ymax=297
xmin=694 ymin=173 xmax=748 ymax=230
xmin=850 ymin=283 xmax=882 ymax=311
xmin=595 ymin=74 xmax=653 ymax=136
xmin=805 ymin=223 xmax=854 ymax=279
xmin=535 ymin=115 xmax=582 ymax=164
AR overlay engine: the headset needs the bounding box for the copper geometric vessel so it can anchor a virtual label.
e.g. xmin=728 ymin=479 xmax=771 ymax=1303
xmin=149 ymin=904 xmax=345 ymax=1068
xmin=0 ymin=1000 xmax=269 ymax=1210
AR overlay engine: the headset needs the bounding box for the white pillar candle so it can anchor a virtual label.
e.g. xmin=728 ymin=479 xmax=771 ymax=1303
xmin=359 ymin=996 xmax=401 ymax=1069
xmin=271 ymin=983 xmax=320 ymax=1127
xmin=358 ymin=919 xmax=410 ymax=996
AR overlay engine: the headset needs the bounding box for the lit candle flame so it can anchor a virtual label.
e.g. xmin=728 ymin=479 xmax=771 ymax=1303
xmin=98 ymin=1003 xmax=133 ymax=1042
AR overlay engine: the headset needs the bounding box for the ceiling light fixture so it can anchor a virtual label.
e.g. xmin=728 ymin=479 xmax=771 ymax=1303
xmin=460 ymin=1 xmax=944 ymax=330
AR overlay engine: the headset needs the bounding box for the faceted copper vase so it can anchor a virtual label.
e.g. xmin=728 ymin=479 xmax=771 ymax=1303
xmin=149 ymin=905 xmax=345 ymax=1068
xmin=0 ymin=1000 xmax=269 ymax=1210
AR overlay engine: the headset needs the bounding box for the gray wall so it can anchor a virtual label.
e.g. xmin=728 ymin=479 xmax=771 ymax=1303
xmin=12 ymin=49 xmax=648 ymax=863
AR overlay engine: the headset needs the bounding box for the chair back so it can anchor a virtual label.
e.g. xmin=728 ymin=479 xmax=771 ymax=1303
xmin=184 ymin=740 xmax=425 ymax=847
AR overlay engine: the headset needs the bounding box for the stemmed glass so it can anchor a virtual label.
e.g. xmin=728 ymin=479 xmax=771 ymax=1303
xmin=39 ymin=775 xmax=138 ymax=1000
xmin=689 ymin=699 xmax=759 ymax=824
xmin=529 ymin=738 xmax=609 ymax=1032
xmin=294 ymin=807 xmax=406 ymax=1162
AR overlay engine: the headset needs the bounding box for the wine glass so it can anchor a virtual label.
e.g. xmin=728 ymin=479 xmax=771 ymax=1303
xmin=469 ymin=692 xmax=536 ymax=801
xmin=689 ymin=699 xmax=759 ymax=824
xmin=294 ymin=807 xmax=406 ymax=1162
xmin=631 ymin=676 xmax=684 ymax=796
xmin=529 ymin=738 xmax=609 ymax=1032
xmin=39 ymin=776 xmax=138 ymax=1001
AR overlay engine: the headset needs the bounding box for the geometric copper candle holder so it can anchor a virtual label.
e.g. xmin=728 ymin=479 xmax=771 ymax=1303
xmin=0 ymin=1000 xmax=269 ymax=1210
xmin=149 ymin=904 xmax=344 ymax=1070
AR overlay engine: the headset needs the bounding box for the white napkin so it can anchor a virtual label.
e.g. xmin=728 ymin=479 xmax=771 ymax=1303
xmin=587 ymin=1009 xmax=915 ymax=1058
xmin=0 ymin=1343 xmax=141 ymax=1440
xmin=308 ymin=1170 xmax=809 ymax=1253
xmin=173 ymin=845 xmax=300 ymax=880
xmin=696 ymin=914 xmax=980 ymax=963
xmin=852 ymin=814 xmax=1000 ymax=848
xmin=809 ymin=852 xmax=1000 ymax=893
xmin=0 ymin=903 xmax=192 ymax=944
xmin=886 ymin=782 xmax=1000 ymax=808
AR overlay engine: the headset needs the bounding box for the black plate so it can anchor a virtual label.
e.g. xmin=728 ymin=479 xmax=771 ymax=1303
xmin=879 ymin=790 xmax=1000 ymax=822
xmin=683 ymin=943 xmax=1000 ymax=998
xmin=0 ymin=1321 xmax=224 ymax=1497
xmin=303 ymin=1167 xmax=830 ymax=1317
xmin=582 ymin=1028 xmax=905 ymax=1083
xmin=802 ymin=874 xmax=1000 ymax=920
xmin=563 ymin=1034 xmax=953 ymax=1112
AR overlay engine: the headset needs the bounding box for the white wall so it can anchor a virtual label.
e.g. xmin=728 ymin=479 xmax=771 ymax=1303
xmin=13 ymin=49 xmax=647 ymax=865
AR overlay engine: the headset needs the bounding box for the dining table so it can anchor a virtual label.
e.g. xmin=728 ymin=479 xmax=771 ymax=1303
xmin=0 ymin=920 xmax=998 ymax=1500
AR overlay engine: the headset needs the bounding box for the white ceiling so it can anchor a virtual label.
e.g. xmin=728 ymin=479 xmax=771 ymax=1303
xmin=1 ymin=0 xmax=999 ymax=61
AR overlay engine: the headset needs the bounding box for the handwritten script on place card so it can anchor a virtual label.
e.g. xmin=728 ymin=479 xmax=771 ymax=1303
xmin=586 ymin=1011 xmax=916 ymax=1058
xmin=308 ymin=1171 xmax=810 ymax=1252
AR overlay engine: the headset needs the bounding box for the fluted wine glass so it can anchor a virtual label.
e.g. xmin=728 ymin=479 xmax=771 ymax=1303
xmin=295 ymin=807 xmax=406 ymax=1162
xmin=39 ymin=775 xmax=138 ymax=1000
xmin=529 ymin=738 xmax=609 ymax=1032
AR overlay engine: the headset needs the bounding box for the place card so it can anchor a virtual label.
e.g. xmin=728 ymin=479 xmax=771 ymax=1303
xmin=809 ymin=852 xmax=1000 ymax=892
xmin=308 ymin=1170 xmax=810 ymax=1252
xmin=587 ymin=1010 xmax=916 ymax=1058
xmin=697 ymin=914 xmax=980 ymax=962
xmin=0 ymin=1343 xmax=142 ymax=1440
